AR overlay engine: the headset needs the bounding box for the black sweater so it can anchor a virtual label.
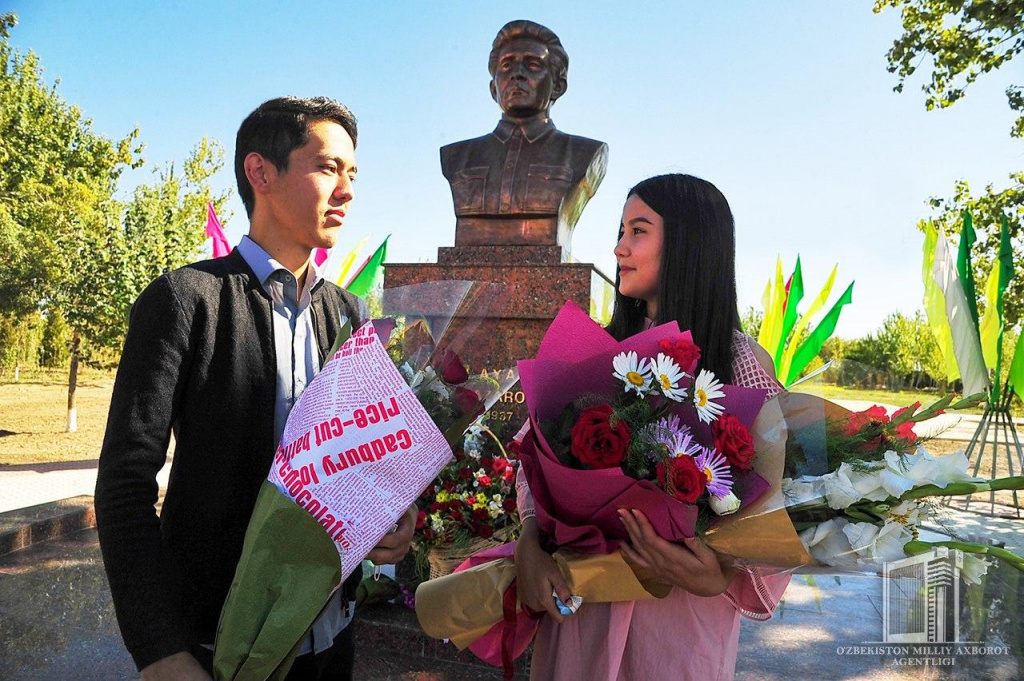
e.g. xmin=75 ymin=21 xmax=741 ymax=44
xmin=95 ymin=249 xmax=365 ymax=670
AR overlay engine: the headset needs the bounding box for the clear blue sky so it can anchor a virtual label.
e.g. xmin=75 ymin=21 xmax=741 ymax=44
xmin=8 ymin=1 xmax=1021 ymax=337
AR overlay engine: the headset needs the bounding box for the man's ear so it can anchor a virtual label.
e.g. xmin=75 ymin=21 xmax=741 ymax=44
xmin=550 ymin=76 xmax=567 ymax=105
xmin=489 ymin=79 xmax=499 ymax=104
xmin=244 ymin=153 xmax=275 ymax=197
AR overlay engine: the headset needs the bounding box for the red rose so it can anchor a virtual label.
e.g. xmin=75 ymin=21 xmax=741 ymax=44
xmin=570 ymin=404 xmax=632 ymax=469
xmin=415 ymin=511 xmax=426 ymax=530
xmin=656 ymin=455 xmax=707 ymax=503
xmin=443 ymin=481 xmax=457 ymax=492
xmin=481 ymin=456 xmax=494 ymax=471
xmin=478 ymin=475 xmax=492 ymax=487
xmin=424 ymin=484 xmax=436 ymax=497
xmin=454 ymin=387 xmax=484 ymax=419
xmin=434 ymin=347 xmax=469 ymax=385
xmin=491 ymin=457 xmax=508 ymax=472
xmin=429 ymin=501 xmax=443 ymax=513
xmin=658 ymin=337 xmax=701 ymax=373
xmin=712 ymin=414 xmax=755 ymax=471
xmin=466 ymin=495 xmax=477 ymax=505
xmin=477 ymin=524 xmax=494 ymax=539
xmin=423 ymin=528 xmax=434 ymax=540
xmin=458 ymin=467 xmax=473 ymax=480
xmin=473 ymin=507 xmax=490 ymax=521
xmin=502 ymin=498 xmax=517 ymax=513
xmin=503 ymin=468 xmax=515 ymax=482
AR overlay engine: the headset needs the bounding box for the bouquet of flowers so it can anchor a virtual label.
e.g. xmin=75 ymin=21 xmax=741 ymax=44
xmin=214 ymin=281 xmax=518 ymax=680
xmin=781 ymin=395 xmax=1024 ymax=580
xmin=414 ymin=417 xmax=521 ymax=578
xmin=415 ymin=303 xmax=809 ymax=671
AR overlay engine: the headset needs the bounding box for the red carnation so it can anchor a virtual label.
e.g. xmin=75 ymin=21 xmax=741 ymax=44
xmin=491 ymin=457 xmax=508 ymax=472
xmin=458 ymin=467 xmax=473 ymax=480
xmin=478 ymin=474 xmax=492 ymax=487
xmin=658 ymin=337 xmax=701 ymax=373
xmin=466 ymin=495 xmax=477 ymax=505
xmin=481 ymin=456 xmax=494 ymax=471
xmin=415 ymin=511 xmax=426 ymax=530
xmin=712 ymin=414 xmax=756 ymax=471
xmin=502 ymin=498 xmax=517 ymax=513
xmin=473 ymin=507 xmax=490 ymax=521
xmin=656 ymin=455 xmax=707 ymax=503
xmin=477 ymin=524 xmax=494 ymax=539
xmin=434 ymin=347 xmax=469 ymax=385
xmin=570 ymin=404 xmax=632 ymax=469
xmin=429 ymin=501 xmax=442 ymax=513
xmin=443 ymin=481 xmax=457 ymax=492
xmin=503 ymin=468 xmax=515 ymax=482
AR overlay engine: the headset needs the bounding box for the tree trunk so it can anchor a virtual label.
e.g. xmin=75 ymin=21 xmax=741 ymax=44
xmin=66 ymin=331 xmax=80 ymax=433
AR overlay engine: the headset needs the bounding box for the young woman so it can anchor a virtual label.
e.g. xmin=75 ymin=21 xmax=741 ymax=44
xmin=515 ymin=174 xmax=788 ymax=680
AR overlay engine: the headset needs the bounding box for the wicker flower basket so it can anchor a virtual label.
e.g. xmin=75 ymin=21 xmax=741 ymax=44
xmin=426 ymin=527 xmax=515 ymax=580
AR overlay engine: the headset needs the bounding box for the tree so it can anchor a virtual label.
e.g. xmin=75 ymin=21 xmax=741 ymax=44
xmin=874 ymin=1 xmax=1023 ymax=329
xmin=874 ymin=0 xmax=1024 ymax=138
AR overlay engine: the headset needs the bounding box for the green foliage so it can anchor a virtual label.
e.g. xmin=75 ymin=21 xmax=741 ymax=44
xmin=920 ymin=175 xmax=1023 ymax=328
xmin=0 ymin=13 xmax=230 ymax=362
xmin=0 ymin=311 xmax=42 ymax=372
xmin=39 ymin=309 xmax=70 ymax=368
xmin=874 ymin=0 xmax=1024 ymax=138
xmin=827 ymin=311 xmax=946 ymax=390
xmin=740 ymin=306 xmax=763 ymax=338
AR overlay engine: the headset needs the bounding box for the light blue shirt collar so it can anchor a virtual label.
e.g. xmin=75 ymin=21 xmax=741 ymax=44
xmin=237 ymin=235 xmax=325 ymax=296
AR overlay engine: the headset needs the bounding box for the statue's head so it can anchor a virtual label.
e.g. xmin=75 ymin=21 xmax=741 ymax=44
xmin=488 ymin=20 xmax=568 ymax=118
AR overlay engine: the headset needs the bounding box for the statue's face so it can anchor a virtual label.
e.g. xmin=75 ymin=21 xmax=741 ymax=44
xmin=491 ymin=37 xmax=556 ymax=117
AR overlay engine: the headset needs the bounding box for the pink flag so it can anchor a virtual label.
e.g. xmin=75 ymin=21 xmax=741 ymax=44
xmin=313 ymin=248 xmax=329 ymax=267
xmin=206 ymin=202 xmax=231 ymax=258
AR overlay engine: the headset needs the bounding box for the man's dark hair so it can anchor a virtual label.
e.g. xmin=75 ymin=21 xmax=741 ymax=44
xmin=234 ymin=96 xmax=358 ymax=217
xmin=606 ymin=174 xmax=741 ymax=384
xmin=488 ymin=20 xmax=569 ymax=86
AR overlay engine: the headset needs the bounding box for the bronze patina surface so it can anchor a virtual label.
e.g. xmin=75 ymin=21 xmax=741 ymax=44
xmin=440 ymin=20 xmax=608 ymax=252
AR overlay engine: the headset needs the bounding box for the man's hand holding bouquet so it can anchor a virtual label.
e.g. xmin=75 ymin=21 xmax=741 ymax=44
xmin=213 ymin=282 xmax=517 ymax=680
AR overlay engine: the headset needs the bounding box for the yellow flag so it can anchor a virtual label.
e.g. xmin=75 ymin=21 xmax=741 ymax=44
xmin=979 ymin=259 xmax=1002 ymax=370
xmin=335 ymin=235 xmax=369 ymax=287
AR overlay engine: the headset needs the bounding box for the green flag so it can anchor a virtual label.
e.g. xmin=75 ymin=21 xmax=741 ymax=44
xmin=1009 ymin=330 xmax=1024 ymax=404
xmin=776 ymin=257 xmax=804 ymax=369
xmin=785 ymin=282 xmax=854 ymax=385
xmin=956 ymin=211 xmax=980 ymax=330
xmin=922 ymin=224 xmax=960 ymax=382
xmin=345 ymin=235 xmax=389 ymax=299
xmin=779 ymin=264 xmax=837 ymax=384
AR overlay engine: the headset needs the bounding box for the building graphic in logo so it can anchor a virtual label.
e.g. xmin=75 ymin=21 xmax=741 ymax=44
xmin=883 ymin=546 xmax=962 ymax=643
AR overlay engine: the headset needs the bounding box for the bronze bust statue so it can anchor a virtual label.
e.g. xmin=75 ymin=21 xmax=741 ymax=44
xmin=441 ymin=20 xmax=608 ymax=252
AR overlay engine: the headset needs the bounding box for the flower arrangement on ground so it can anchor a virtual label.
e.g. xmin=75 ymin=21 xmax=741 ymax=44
xmin=414 ymin=416 xmax=521 ymax=577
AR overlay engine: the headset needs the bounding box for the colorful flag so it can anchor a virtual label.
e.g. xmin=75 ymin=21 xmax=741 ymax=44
xmin=955 ymin=211 xmax=980 ymax=330
xmin=313 ymin=248 xmax=329 ymax=267
xmin=979 ymin=216 xmax=1015 ymax=400
xmin=758 ymin=257 xmax=786 ymax=357
xmin=336 ymin=235 xmax=370 ymax=287
xmin=776 ymin=257 xmax=804 ymax=369
xmin=921 ymin=224 xmax=960 ymax=382
xmin=1009 ymin=331 xmax=1024 ymax=404
xmin=933 ymin=227 xmax=989 ymax=396
xmin=345 ymin=236 xmax=389 ymax=298
xmin=786 ymin=282 xmax=854 ymax=386
xmin=778 ymin=264 xmax=837 ymax=384
xmin=206 ymin=202 xmax=230 ymax=258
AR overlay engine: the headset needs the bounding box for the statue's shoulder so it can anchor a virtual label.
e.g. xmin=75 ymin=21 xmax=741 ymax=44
xmin=440 ymin=133 xmax=497 ymax=178
xmin=556 ymin=130 xmax=606 ymax=155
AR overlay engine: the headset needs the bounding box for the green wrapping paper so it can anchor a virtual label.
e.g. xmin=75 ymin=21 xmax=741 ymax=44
xmin=213 ymin=481 xmax=341 ymax=680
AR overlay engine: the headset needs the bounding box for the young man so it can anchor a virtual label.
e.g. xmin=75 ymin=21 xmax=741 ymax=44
xmin=96 ymin=97 xmax=416 ymax=680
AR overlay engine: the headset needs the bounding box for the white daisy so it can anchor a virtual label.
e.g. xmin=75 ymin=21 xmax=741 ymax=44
xmin=612 ymin=351 xmax=653 ymax=395
xmin=652 ymin=353 xmax=688 ymax=402
xmin=692 ymin=369 xmax=726 ymax=423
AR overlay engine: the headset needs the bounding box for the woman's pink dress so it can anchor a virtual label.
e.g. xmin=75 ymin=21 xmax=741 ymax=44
xmin=516 ymin=332 xmax=789 ymax=681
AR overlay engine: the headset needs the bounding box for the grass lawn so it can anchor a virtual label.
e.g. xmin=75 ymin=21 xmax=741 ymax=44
xmin=800 ymin=384 xmax=1014 ymax=416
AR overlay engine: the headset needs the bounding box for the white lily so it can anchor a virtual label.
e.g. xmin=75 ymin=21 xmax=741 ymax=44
xmin=878 ymin=447 xmax=984 ymax=498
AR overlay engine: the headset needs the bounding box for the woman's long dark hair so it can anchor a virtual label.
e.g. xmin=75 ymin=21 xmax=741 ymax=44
xmin=606 ymin=174 xmax=740 ymax=383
